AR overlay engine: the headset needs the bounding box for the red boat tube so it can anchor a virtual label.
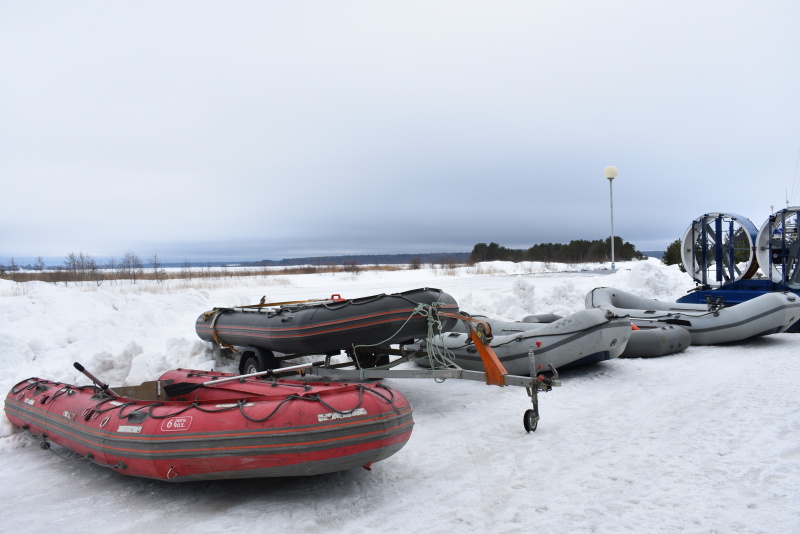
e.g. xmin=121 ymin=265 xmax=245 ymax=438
xmin=4 ymin=369 xmax=413 ymax=481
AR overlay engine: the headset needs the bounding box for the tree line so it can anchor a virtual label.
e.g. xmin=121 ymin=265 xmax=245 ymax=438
xmin=0 ymin=251 xmax=441 ymax=285
xmin=470 ymin=237 xmax=645 ymax=264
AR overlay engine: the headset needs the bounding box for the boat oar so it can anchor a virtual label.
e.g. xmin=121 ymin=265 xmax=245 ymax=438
xmin=164 ymin=363 xmax=314 ymax=397
xmin=73 ymin=362 xmax=119 ymax=397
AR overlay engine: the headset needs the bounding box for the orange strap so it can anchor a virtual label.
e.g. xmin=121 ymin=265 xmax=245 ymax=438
xmin=440 ymin=312 xmax=508 ymax=386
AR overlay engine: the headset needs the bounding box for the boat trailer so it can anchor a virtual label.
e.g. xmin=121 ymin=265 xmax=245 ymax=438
xmin=210 ymin=313 xmax=560 ymax=433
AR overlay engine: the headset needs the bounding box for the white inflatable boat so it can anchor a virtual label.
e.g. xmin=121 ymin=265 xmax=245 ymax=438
xmin=586 ymin=287 xmax=800 ymax=345
xmin=414 ymin=308 xmax=632 ymax=375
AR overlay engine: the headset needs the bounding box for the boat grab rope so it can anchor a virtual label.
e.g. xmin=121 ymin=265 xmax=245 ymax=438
xmin=11 ymin=379 xmax=88 ymax=396
xmin=11 ymin=379 xmax=88 ymax=405
xmin=237 ymin=384 xmax=399 ymax=423
xmin=611 ymin=308 xmax=721 ymax=322
xmin=11 ymin=379 xmax=53 ymax=395
xmin=35 ymin=432 xmax=126 ymax=469
xmin=69 ymin=383 xmax=400 ymax=424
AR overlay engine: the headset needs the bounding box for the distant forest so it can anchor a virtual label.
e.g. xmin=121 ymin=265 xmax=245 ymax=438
xmin=470 ymin=237 xmax=644 ymax=263
xmin=242 ymin=252 xmax=470 ymax=267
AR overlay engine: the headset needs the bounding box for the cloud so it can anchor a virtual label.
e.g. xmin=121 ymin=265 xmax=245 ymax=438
xmin=2 ymin=1 xmax=799 ymax=263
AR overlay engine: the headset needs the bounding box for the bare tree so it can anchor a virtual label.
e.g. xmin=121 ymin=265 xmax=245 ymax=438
xmin=343 ymin=260 xmax=361 ymax=274
xmin=64 ymin=252 xmax=79 ymax=284
xmin=150 ymin=252 xmax=165 ymax=283
xmin=181 ymin=259 xmax=193 ymax=281
xmin=122 ymin=251 xmax=144 ymax=283
xmin=88 ymin=256 xmax=103 ymax=286
xmin=106 ymin=257 xmax=118 ymax=285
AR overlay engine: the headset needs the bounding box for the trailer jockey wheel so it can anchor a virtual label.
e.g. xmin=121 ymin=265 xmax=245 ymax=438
xmin=523 ymin=408 xmax=538 ymax=433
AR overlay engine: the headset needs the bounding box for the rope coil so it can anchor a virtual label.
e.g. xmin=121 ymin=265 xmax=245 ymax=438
xmin=350 ymin=301 xmax=455 ymax=377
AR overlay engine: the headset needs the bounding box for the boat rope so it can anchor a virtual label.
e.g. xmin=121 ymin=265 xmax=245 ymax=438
xmin=11 ymin=379 xmax=90 ymax=406
xmin=37 ymin=434 xmax=79 ymax=459
xmin=236 ymin=395 xmax=304 ymax=423
xmin=46 ymin=385 xmax=82 ymax=403
xmin=237 ymin=384 xmax=399 ymax=423
xmin=619 ymin=309 xmax=721 ymax=322
xmin=350 ymin=301 xmax=452 ymax=376
xmin=434 ymin=322 xmax=610 ymax=352
xmin=17 ymin=378 xmax=400 ymax=425
xmin=360 ymin=383 xmax=399 ymax=406
xmin=90 ymin=397 xmax=137 ymax=415
xmin=10 ymin=378 xmax=80 ymax=396
xmin=419 ymin=311 xmax=459 ymax=379
xmin=85 ymin=452 xmax=127 ymax=470
xmin=10 ymin=379 xmax=41 ymax=394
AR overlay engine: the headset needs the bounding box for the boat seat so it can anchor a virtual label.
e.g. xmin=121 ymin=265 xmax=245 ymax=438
xmin=113 ymin=381 xmax=170 ymax=401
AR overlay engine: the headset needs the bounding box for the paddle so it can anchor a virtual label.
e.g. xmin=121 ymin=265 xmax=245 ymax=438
xmin=164 ymin=362 xmax=313 ymax=397
xmin=73 ymin=362 xmax=119 ymax=397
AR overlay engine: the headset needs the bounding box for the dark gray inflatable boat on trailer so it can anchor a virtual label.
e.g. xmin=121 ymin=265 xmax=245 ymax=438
xmin=195 ymin=287 xmax=459 ymax=357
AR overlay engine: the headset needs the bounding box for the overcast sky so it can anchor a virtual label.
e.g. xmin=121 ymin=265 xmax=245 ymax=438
xmin=2 ymin=1 xmax=799 ymax=264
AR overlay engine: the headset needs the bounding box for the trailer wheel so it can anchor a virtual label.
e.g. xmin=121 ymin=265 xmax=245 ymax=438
xmin=239 ymin=348 xmax=278 ymax=374
xmin=241 ymin=354 xmax=261 ymax=375
xmin=523 ymin=409 xmax=538 ymax=433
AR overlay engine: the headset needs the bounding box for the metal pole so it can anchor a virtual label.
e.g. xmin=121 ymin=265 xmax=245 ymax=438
xmin=603 ymin=166 xmax=618 ymax=273
xmin=609 ymin=177 xmax=615 ymax=272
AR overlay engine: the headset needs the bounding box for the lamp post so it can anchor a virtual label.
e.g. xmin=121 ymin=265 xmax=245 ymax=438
xmin=604 ymin=166 xmax=618 ymax=272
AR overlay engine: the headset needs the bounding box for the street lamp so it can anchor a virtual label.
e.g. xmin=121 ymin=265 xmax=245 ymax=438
xmin=604 ymin=166 xmax=618 ymax=272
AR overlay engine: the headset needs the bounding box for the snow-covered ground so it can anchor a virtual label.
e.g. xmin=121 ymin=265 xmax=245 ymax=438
xmin=1 ymin=259 xmax=798 ymax=533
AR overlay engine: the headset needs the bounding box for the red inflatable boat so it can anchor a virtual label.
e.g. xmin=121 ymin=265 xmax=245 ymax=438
xmin=4 ymin=368 xmax=413 ymax=481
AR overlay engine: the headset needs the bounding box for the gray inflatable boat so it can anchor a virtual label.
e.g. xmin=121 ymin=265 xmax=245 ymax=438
xmin=415 ymin=308 xmax=632 ymax=374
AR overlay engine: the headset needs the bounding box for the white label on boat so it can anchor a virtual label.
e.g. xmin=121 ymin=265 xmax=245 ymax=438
xmin=62 ymin=411 xmax=75 ymax=420
xmin=108 ymin=401 xmax=123 ymax=406
xmin=24 ymin=398 xmax=35 ymax=406
xmin=160 ymin=416 xmax=193 ymax=431
xmin=214 ymin=403 xmax=254 ymax=408
xmin=117 ymin=425 xmax=143 ymax=434
xmin=317 ymin=407 xmax=367 ymax=422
